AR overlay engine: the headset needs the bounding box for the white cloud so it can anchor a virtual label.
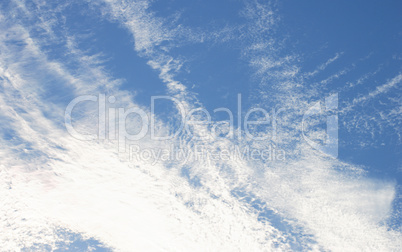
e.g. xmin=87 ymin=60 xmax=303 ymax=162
xmin=0 ymin=0 xmax=400 ymax=251
xmin=352 ymin=73 xmax=402 ymax=105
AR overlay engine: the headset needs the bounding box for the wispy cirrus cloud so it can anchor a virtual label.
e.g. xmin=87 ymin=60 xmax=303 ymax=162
xmin=351 ymin=73 xmax=402 ymax=106
xmin=0 ymin=1 xmax=289 ymax=250
xmin=1 ymin=0 xmax=401 ymax=251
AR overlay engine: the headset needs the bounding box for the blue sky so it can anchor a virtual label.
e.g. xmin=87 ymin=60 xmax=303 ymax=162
xmin=0 ymin=0 xmax=401 ymax=251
